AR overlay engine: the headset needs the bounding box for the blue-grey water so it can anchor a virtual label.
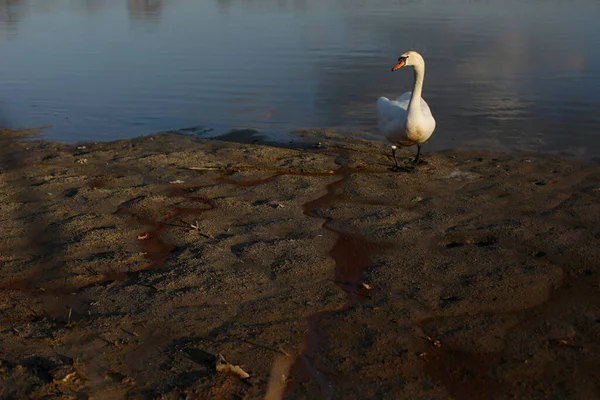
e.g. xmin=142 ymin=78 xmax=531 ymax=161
xmin=1 ymin=0 xmax=599 ymax=154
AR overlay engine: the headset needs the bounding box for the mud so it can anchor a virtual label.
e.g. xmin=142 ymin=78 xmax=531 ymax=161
xmin=1 ymin=127 xmax=599 ymax=399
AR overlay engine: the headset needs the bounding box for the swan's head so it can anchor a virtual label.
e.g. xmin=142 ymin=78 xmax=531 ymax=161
xmin=391 ymin=51 xmax=423 ymax=71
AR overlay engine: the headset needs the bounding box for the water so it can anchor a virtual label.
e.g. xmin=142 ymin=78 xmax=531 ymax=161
xmin=1 ymin=0 xmax=599 ymax=154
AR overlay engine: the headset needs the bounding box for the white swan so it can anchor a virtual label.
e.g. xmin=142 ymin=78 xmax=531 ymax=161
xmin=377 ymin=50 xmax=436 ymax=167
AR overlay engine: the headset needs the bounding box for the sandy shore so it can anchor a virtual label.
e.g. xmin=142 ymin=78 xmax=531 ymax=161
xmin=1 ymin=127 xmax=599 ymax=399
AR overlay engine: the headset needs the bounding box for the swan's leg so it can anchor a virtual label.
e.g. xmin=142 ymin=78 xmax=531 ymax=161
xmin=412 ymin=145 xmax=422 ymax=165
xmin=391 ymin=145 xmax=399 ymax=168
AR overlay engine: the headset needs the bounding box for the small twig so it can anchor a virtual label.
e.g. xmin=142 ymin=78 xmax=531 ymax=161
xmin=28 ymin=308 xmax=44 ymax=320
xmin=547 ymin=338 xmax=585 ymax=352
xmin=121 ymin=328 xmax=139 ymax=337
xmin=84 ymin=265 xmax=98 ymax=275
xmin=67 ymin=308 xmax=72 ymax=325
xmin=188 ymin=166 xmax=232 ymax=171
xmin=190 ymin=220 xmax=213 ymax=238
xmin=276 ymin=346 xmax=291 ymax=357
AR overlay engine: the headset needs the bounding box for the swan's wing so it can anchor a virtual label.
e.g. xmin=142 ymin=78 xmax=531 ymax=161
xmin=394 ymin=91 xmax=412 ymax=107
xmin=377 ymin=96 xmax=408 ymax=133
xmin=396 ymin=91 xmax=433 ymax=117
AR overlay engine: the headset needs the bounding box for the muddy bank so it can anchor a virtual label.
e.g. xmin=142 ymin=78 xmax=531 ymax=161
xmin=0 ymin=127 xmax=599 ymax=399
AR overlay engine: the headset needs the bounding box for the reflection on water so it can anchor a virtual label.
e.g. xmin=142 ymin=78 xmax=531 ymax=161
xmin=0 ymin=0 xmax=25 ymax=35
xmin=0 ymin=0 xmax=599 ymax=154
xmin=128 ymin=0 xmax=164 ymax=22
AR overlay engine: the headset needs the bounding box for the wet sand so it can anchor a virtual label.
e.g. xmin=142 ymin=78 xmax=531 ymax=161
xmin=1 ymin=127 xmax=599 ymax=399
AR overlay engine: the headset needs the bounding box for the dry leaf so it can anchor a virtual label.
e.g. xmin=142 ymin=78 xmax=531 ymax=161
xmin=137 ymin=233 xmax=149 ymax=240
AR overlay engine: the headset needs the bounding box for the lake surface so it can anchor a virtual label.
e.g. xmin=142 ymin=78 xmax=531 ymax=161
xmin=1 ymin=0 xmax=599 ymax=154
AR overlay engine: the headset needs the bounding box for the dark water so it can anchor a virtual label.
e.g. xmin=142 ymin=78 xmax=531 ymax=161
xmin=1 ymin=0 xmax=599 ymax=154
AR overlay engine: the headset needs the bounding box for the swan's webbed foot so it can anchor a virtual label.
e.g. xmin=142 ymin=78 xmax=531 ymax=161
xmin=411 ymin=145 xmax=427 ymax=165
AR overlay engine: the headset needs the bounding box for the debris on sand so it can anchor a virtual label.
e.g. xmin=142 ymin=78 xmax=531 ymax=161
xmin=215 ymin=353 xmax=250 ymax=379
xmin=189 ymin=220 xmax=213 ymax=238
xmin=426 ymin=336 xmax=442 ymax=348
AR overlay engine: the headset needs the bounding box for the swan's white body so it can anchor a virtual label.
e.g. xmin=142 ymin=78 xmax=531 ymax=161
xmin=376 ymin=51 xmax=435 ymax=161
xmin=377 ymin=91 xmax=435 ymax=146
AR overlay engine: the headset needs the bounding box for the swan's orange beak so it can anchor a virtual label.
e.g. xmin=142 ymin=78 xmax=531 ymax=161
xmin=392 ymin=58 xmax=406 ymax=71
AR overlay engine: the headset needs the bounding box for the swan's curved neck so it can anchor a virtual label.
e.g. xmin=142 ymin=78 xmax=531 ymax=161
xmin=408 ymin=63 xmax=425 ymax=116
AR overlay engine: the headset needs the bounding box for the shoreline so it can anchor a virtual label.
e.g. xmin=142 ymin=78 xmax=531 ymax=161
xmin=9 ymin=123 xmax=600 ymax=161
xmin=1 ymin=127 xmax=599 ymax=398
